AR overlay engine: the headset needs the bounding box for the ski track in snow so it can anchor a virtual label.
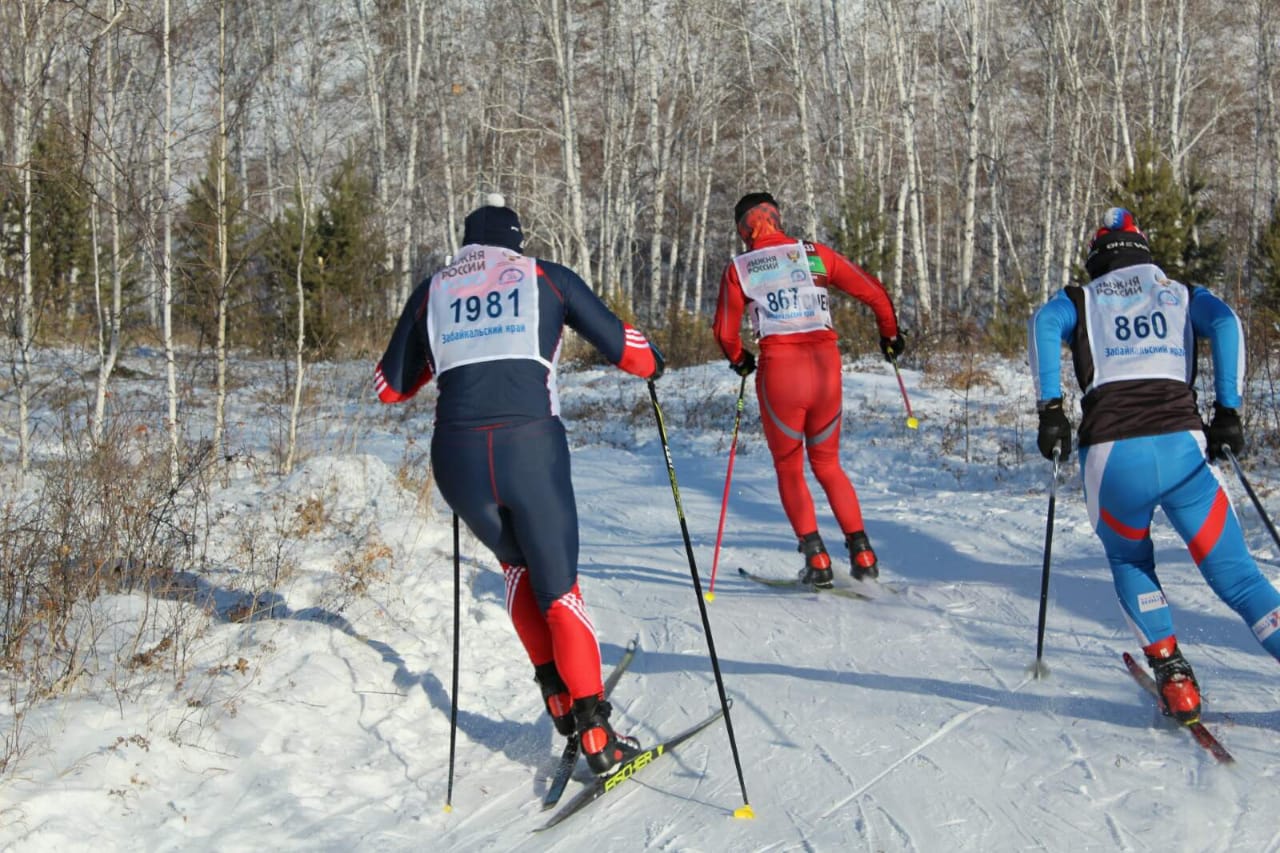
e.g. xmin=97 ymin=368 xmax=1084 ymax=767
xmin=2 ymin=357 xmax=1280 ymax=851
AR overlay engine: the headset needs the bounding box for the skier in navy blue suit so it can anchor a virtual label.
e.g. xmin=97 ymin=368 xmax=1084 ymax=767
xmin=375 ymin=195 xmax=662 ymax=774
xmin=1029 ymin=208 xmax=1280 ymax=725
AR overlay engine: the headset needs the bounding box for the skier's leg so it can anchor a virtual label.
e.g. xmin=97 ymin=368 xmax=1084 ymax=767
xmin=1082 ymin=439 xmax=1169 ymax=644
xmin=495 ymin=418 xmax=606 ymax=701
xmin=1161 ymin=431 xmax=1280 ymax=661
xmin=758 ymin=352 xmax=818 ymax=537
xmin=803 ymin=342 xmax=864 ymax=534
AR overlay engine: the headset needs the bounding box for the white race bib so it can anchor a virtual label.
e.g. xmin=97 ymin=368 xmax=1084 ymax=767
xmin=733 ymin=242 xmax=832 ymax=338
xmin=426 ymin=246 xmax=545 ymax=374
xmin=1082 ymin=264 xmax=1192 ymax=392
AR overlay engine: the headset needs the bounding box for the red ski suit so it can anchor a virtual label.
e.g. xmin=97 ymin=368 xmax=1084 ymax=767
xmin=712 ymin=225 xmax=898 ymax=539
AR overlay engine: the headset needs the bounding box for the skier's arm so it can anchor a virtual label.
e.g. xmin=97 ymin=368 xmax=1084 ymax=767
xmin=374 ymin=281 xmax=434 ymax=403
xmin=1028 ymin=290 xmax=1078 ymax=402
xmin=711 ymin=263 xmax=749 ymax=362
xmin=819 ymin=245 xmax=899 ymax=338
xmin=549 ymin=262 xmax=661 ymax=379
xmin=1189 ymin=286 xmax=1245 ymax=409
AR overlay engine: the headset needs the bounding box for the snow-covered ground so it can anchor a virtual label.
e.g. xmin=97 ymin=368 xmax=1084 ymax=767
xmin=2 ymin=351 xmax=1279 ymax=852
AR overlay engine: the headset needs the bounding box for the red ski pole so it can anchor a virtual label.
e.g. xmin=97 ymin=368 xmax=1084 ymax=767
xmin=706 ymin=375 xmax=748 ymax=601
xmin=891 ymin=356 xmax=919 ymax=429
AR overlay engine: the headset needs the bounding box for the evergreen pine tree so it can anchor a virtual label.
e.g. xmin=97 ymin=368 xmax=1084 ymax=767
xmin=1109 ymin=140 xmax=1224 ymax=286
xmin=1254 ymin=202 xmax=1280 ymax=316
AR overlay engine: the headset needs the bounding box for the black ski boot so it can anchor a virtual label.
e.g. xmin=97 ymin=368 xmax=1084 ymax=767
xmin=573 ymin=695 xmax=639 ymax=775
xmin=798 ymin=532 xmax=834 ymax=588
xmin=534 ymin=662 xmax=575 ymax=737
xmin=846 ymin=530 xmax=880 ymax=581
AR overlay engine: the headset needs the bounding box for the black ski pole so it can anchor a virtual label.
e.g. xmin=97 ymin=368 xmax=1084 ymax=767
xmin=1030 ymin=449 xmax=1059 ymax=679
xmin=1222 ymin=446 xmax=1280 ymax=552
xmin=647 ymin=380 xmax=754 ymax=820
xmin=445 ymin=513 xmax=461 ymax=811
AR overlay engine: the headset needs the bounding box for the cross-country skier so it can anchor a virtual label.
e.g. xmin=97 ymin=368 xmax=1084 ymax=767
xmin=712 ymin=192 xmax=903 ymax=587
xmin=1028 ymin=207 xmax=1280 ymax=724
xmin=374 ymin=195 xmax=663 ymax=774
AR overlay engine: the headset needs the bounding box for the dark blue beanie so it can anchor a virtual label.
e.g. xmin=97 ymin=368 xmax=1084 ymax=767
xmin=462 ymin=194 xmax=524 ymax=252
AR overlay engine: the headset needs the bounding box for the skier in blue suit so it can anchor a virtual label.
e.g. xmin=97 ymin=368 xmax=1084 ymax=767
xmin=1028 ymin=208 xmax=1280 ymax=724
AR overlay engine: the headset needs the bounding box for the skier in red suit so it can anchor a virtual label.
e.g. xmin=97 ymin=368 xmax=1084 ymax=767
xmin=712 ymin=192 xmax=903 ymax=587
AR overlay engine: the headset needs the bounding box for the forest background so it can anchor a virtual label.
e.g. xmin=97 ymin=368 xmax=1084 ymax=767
xmin=4 ymin=0 xmax=1280 ymax=792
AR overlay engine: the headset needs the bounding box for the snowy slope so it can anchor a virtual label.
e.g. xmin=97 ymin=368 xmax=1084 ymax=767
xmin=2 ymin=356 xmax=1279 ymax=852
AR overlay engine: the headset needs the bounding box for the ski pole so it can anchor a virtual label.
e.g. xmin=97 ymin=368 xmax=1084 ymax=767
xmin=890 ymin=356 xmax=919 ymax=429
xmin=706 ymin=374 xmax=748 ymax=602
xmin=1030 ymin=449 xmax=1059 ymax=679
xmin=1222 ymin=446 xmax=1280 ymax=553
xmin=647 ymin=379 xmax=754 ymax=819
xmin=445 ymin=513 xmax=461 ymax=811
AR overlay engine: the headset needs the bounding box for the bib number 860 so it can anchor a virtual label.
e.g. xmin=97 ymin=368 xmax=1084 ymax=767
xmin=1114 ymin=311 xmax=1167 ymax=341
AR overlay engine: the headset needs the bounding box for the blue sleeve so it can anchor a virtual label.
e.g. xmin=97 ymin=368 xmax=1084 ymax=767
xmin=1188 ymin=286 xmax=1245 ymax=409
xmin=374 ymin=278 xmax=434 ymax=401
xmin=540 ymin=260 xmax=628 ymax=363
xmin=1027 ymin=289 xmax=1078 ymax=402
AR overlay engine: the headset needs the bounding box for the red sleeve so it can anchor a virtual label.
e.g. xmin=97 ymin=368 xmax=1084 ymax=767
xmin=374 ymin=361 xmax=432 ymax=403
xmin=818 ymin=244 xmax=899 ymax=338
xmin=711 ymin=261 xmax=748 ymax=361
xmin=615 ymin=323 xmax=659 ymax=378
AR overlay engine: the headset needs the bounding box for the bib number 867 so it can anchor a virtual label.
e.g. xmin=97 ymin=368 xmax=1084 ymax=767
xmin=1114 ymin=311 xmax=1167 ymax=341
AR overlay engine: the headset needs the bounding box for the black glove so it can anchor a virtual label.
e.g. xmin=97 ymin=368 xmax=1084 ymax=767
xmin=729 ymin=350 xmax=756 ymax=377
xmin=1036 ymin=398 xmax=1072 ymax=462
xmin=648 ymin=343 xmax=665 ymax=381
xmin=1206 ymin=402 xmax=1243 ymax=461
xmin=880 ymin=334 xmax=906 ymax=362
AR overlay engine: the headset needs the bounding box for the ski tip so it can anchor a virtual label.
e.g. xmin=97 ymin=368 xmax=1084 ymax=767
xmin=736 ymin=567 xmax=748 ymax=576
xmin=733 ymin=803 xmax=756 ymax=820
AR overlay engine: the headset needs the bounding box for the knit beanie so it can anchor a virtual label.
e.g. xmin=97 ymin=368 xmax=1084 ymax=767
xmin=462 ymin=193 xmax=524 ymax=252
xmin=1085 ymin=207 xmax=1152 ymax=279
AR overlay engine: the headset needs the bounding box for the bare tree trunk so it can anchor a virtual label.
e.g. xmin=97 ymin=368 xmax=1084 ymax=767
xmin=162 ymin=0 xmax=180 ymax=484
xmin=13 ymin=1 xmax=40 ymax=474
xmin=1097 ymin=0 xmax=1135 ymax=175
xmin=782 ymin=0 xmax=818 ymax=237
xmin=286 ymin=170 xmax=308 ymax=476
xmin=92 ymin=1 xmax=125 ymax=445
xmin=947 ymin=0 xmax=987 ymax=309
xmin=880 ymin=0 xmax=931 ymax=320
xmin=538 ymin=0 xmax=591 ymax=274
xmin=213 ymin=0 xmax=231 ymax=462
xmin=1035 ymin=10 xmax=1060 ymax=301
xmin=690 ymin=115 xmax=720 ymax=313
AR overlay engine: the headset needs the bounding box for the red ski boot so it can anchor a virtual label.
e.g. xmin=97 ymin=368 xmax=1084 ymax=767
xmin=1143 ymin=636 xmax=1201 ymax=725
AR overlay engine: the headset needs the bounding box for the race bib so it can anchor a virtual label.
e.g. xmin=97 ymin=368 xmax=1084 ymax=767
xmin=733 ymin=242 xmax=832 ymax=338
xmin=1082 ymin=264 xmax=1192 ymax=392
xmin=426 ymin=246 xmax=545 ymax=374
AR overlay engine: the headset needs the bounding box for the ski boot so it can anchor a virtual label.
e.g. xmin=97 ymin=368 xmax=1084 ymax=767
xmin=846 ymin=530 xmax=880 ymax=581
xmin=534 ymin=662 xmax=575 ymax=737
xmin=797 ymin=532 xmax=834 ymax=588
xmin=573 ymin=695 xmax=639 ymax=775
xmin=1144 ymin=636 xmax=1201 ymax=725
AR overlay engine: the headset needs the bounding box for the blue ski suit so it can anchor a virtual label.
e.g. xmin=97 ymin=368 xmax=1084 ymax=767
xmin=1029 ymin=265 xmax=1280 ymax=662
